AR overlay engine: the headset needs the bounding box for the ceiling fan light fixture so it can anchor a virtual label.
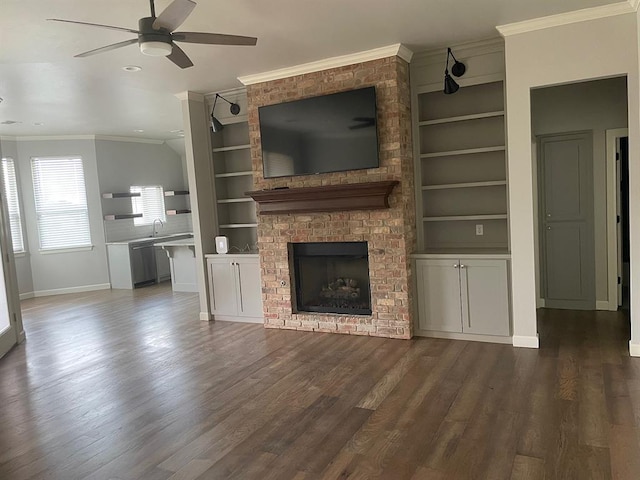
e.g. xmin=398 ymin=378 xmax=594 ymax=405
xmin=140 ymin=41 xmax=172 ymax=56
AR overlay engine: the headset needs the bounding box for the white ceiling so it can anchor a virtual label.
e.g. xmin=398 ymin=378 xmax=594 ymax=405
xmin=0 ymin=0 xmax=625 ymax=141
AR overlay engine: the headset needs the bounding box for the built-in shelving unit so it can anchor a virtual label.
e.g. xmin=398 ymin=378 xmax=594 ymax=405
xmin=211 ymin=122 xmax=257 ymax=249
xmin=415 ymin=80 xmax=508 ymax=253
xmin=164 ymin=190 xmax=189 ymax=196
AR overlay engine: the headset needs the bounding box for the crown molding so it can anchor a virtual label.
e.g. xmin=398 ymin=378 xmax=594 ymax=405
xmin=238 ymin=43 xmax=413 ymax=86
xmin=2 ymin=134 xmax=164 ymax=144
xmin=175 ymin=91 xmax=205 ymax=102
xmin=496 ymin=1 xmax=636 ymax=37
xmin=95 ymin=135 xmax=165 ymax=144
xmin=0 ymin=136 xmax=18 ymax=141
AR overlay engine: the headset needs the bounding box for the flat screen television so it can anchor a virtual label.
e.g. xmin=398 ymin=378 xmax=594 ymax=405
xmin=259 ymin=86 xmax=379 ymax=178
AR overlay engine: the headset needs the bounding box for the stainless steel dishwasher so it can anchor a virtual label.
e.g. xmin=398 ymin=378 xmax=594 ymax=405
xmin=129 ymin=241 xmax=157 ymax=287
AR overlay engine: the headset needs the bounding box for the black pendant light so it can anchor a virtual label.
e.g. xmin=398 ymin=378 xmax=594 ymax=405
xmin=210 ymin=93 xmax=241 ymax=132
xmin=444 ymin=47 xmax=466 ymax=95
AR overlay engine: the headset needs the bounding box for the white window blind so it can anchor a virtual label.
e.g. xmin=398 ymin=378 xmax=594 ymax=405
xmin=130 ymin=185 xmax=166 ymax=226
xmin=31 ymin=157 xmax=92 ymax=250
xmin=1 ymin=158 xmax=25 ymax=253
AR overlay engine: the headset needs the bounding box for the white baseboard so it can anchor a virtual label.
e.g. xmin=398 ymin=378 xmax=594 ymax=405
xmin=19 ymin=292 xmax=35 ymax=300
xmin=30 ymin=283 xmax=111 ymax=298
xmin=512 ymin=334 xmax=540 ymax=348
xmin=630 ymin=341 xmax=640 ymax=357
xmin=536 ymin=298 xmax=546 ymax=308
xmin=596 ymin=300 xmax=612 ymax=311
xmin=199 ymin=312 xmax=212 ymax=321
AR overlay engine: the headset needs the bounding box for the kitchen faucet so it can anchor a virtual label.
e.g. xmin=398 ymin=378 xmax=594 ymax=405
xmin=152 ymin=218 xmax=164 ymax=237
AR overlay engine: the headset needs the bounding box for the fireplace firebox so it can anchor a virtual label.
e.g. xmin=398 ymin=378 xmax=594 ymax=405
xmin=290 ymin=242 xmax=371 ymax=315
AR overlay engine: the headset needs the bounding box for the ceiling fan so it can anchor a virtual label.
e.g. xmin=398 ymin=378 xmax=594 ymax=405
xmin=48 ymin=0 xmax=257 ymax=69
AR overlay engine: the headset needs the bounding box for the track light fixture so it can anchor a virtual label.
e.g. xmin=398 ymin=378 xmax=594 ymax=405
xmin=444 ymin=47 xmax=466 ymax=95
xmin=210 ymin=93 xmax=241 ymax=132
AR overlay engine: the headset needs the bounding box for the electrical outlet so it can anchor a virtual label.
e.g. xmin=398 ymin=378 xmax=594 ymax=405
xmin=475 ymin=224 xmax=484 ymax=236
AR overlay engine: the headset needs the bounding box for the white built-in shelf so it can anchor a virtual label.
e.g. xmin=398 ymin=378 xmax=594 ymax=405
xmin=421 ymin=146 xmax=506 ymax=159
xmin=164 ymin=190 xmax=189 ymax=196
xmin=104 ymin=213 xmax=143 ymax=220
xmin=422 ymin=180 xmax=507 ymax=191
xmin=166 ymin=209 xmax=191 ymax=215
xmin=219 ymin=223 xmax=258 ymax=229
xmin=419 ymin=111 xmax=505 ymax=126
xmin=212 ymin=144 xmax=251 ymax=153
xmin=423 ymin=214 xmax=508 ymax=222
xmin=215 ymin=171 xmax=253 ymax=178
xmin=217 ymin=198 xmax=253 ymax=204
xmin=102 ymin=192 xmax=140 ymax=198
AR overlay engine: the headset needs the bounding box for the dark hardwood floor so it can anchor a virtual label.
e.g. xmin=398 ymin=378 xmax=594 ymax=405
xmin=0 ymin=284 xmax=638 ymax=479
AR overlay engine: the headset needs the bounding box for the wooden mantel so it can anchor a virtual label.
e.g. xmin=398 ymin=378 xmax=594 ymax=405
xmin=246 ymin=181 xmax=399 ymax=215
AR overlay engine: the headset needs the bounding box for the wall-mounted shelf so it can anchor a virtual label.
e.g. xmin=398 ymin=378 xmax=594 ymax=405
xmin=215 ymin=171 xmax=253 ymax=179
xmin=217 ymin=198 xmax=253 ymax=204
xmin=420 ymin=145 xmax=506 ymax=159
xmin=419 ymin=111 xmax=505 ymax=126
xmin=104 ymin=213 xmax=143 ymax=221
xmin=212 ymin=144 xmax=251 ymax=153
xmin=219 ymin=223 xmax=258 ymax=229
xmin=102 ymin=192 xmax=140 ymax=198
xmin=166 ymin=209 xmax=191 ymax=215
xmin=422 ymin=180 xmax=507 ymax=191
xmin=423 ymin=214 xmax=508 ymax=222
xmin=164 ymin=190 xmax=189 ymax=196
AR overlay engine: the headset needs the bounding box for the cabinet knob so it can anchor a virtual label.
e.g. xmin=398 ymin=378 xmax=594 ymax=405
xmin=453 ymin=264 xmax=459 ymax=268
xmin=547 ymin=226 xmax=551 ymax=230
xmin=460 ymin=264 xmax=466 ymax=269
xmin=546 ymin=213 xmax=552 ymax=217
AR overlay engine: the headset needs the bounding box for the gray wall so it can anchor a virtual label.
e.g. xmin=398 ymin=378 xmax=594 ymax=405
xmin=531 ymin=76 xmax=628 ymax=304
xmin=15 ymin=139 xmax=110 ymax=294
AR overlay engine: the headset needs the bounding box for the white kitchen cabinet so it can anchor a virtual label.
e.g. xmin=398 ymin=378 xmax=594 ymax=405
xmin=206 ymin=254 xmax=263 ymax=322
xmin=415 ymin=256 xmax=510 ymax=339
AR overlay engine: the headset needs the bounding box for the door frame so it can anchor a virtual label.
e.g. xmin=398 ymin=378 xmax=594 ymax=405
xmin=606 ymin=128 xmax=628 ymax=311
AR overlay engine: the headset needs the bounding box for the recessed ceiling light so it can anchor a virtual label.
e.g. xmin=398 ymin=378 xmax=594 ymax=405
xmin=33 ymin=122 xmax=44 ymax=126
xmin=0 ymin=97 xmax=3 ymax=103
xmin=122 ymin=65 xmax=142 ymax=72
xmin=0 ymin=120 xmax=21 ymax=125
xmin=133 ymin=129 xmax=144 ymax=133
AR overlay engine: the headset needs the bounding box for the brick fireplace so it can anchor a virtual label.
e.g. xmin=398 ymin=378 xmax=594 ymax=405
xmin=246 ymin=55 xmax=416 ymax=339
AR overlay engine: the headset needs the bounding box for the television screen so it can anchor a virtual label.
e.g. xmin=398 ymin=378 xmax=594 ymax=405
xmin=259 ymin=86 xmax=379 ymax=178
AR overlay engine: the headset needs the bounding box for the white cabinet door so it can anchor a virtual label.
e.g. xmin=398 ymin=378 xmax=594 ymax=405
xmin=460 ymin=259 xmax=510 ymax=336
xmin=208 ymin=258 xmax=238 ymax=316
xmin=415 ymin=259 xmax=462 ymax=333
xmin=235 ymin=257 xmax=263 ymax=318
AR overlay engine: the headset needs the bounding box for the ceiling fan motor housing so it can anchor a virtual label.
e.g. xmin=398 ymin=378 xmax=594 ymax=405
xmin=138 ymin=17 xmax=173 ymax=55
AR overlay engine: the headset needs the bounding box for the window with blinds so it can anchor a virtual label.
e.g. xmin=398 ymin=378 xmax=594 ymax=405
xmin=1 ymin=158 xmax=25 ymax=253
xmin=130 ymin=185 xmax=166 ymax=226
xmin=31 ymin=157 xmax=92 ymax=250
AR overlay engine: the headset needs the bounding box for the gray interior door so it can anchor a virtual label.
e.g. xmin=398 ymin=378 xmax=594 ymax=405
xmin=538 ymin=132 xmax=595 ymax=310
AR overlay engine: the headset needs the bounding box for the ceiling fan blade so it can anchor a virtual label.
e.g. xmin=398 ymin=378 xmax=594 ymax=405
xmin=153 ymin=0 xmax=196 ymax=31
xmin=75 ymin=38 xmax=138 ymax=58
xmin=167 ymin=43 xmax=194 ymax=69
xmin=172 ymin=32 xmax=257 ymax=46
xmin=47 ymin=18 xmax=139 ymax=34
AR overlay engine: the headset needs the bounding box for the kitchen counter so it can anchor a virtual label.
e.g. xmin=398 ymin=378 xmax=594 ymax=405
xmin=155 ymin=238 xmax=198 ymax=293
xmin=105 ymin=232 xmax=193 ymax=246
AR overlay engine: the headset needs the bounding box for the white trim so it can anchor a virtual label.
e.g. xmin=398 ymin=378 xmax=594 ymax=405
xmin=199 ymin=311 xmax=212 ymax=321
xmin=536 ymin=298 xmax=546 ymax=308
xmin=39 ymin=245 xmax=94 ymax=255
xmin=175 ymin=91 xmax=205 ymax=102
xmin=629 ymin=0 xmax=640 ymax=10
xmin=238 ymin=44 xmax=413 ymax=85
xmin=214 ymin=315 xmax=263 ymax=324
xmin=31 ymin=283 xmax=110 ymax=298
xmin=630 ymin=341 xmax=640 ymax=357
xmin=94 ymin=136 xmax=164 ymax=144
xmin=496 ymin=2 xmax=636 ymax=37
xmin=0 ymin=136 xmax=17 ymax=141
xmin=6 ymin=135 xmax=164 ymax=144
xmin=19 ymin=292 xmax=34 ymax=300
xmin=606 ymin=128 xmax=628 ymax=312
xmin=204 ymin=86 xmax=247 ymax=104
xmin=512 ymin=334 xmax=540 ymax=348
xmin=596 ymin=300 xmax=613 ymax=310
xmin=413 ymin=329 xmax=512 ymax=344
xmin=13 ymin=251 xmax=26 ymax=258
